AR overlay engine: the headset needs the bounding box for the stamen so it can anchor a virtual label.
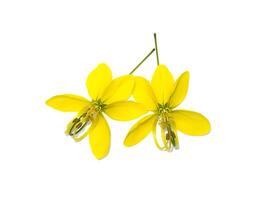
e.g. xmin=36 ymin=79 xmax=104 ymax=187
xmin=72 ymin=118 xmax=79 ymax=123
xmin=160 ymin=127 xmax=168 ymax=149
xmin=75 ymin=122 xmax=83 ymax=129
xmin=153 ymin=113 xmax=179 ymax=151
xmin=72 ymin=121 xmax=91 ymax=142
xmin=152 ymin=121 xmax=166 ymax=150
xmin=65 ymin=106 xmax=97 ymax=141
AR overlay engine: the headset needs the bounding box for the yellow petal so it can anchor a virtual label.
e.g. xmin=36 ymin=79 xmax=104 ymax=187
xmin=88 ymin=114 xmax=110 ymax=160
xmin=170 ymin=110 xmax=211 ymax=136
xmin=124 ymin=114 xmax=157 ymax=147
xmin=101 ymin=75 xmax=135 ymax=104
xmin=104 ymin=101 xmax=148 ymax=121
xmin=133 ymin=76 xmax=158 ymax=111
xmin=46 ymin=94 xmax=90 ymax=112
xmin=86 ymin=63 xmax=112 ymax=100
xmin=168 ymin=71 xmax=190 ymax=108
xmin=151 ymin=65 xmax=174 ymax=104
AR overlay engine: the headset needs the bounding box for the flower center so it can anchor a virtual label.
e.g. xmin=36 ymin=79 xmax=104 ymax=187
xmin=65 ymin=100 xmax=106 ymax=141
xmin=153 ymin=103 xmax=179 ymax=151
xmin=92 ymin=99 xmax=106 ymax=112
xmin=157 ymin=103 xmax=171 ymax=115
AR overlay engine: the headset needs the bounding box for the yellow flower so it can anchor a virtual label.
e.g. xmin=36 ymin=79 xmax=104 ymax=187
xmin=124 ymin=64 xmax=211 ymax=151
xmin=46 ymin=64 xmax=147 ymax=159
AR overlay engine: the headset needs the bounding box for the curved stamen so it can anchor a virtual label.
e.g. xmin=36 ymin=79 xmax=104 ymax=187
xmin=67 ymin=112 xmax=90 ymax=136
xmin=65 ymin=106 xmax=97 ymax=142
xmin=72 ymin=123 xmax=90 ymax=142
xmin=153 ymin=113 xmax=179 ymax=151
xmin=69 ymin=119 xmax=88 ymax=136
xmin=152 ymin=121 xmax=166 ymax=150
xmin=160 ymin=127 xmax=168 ymax=150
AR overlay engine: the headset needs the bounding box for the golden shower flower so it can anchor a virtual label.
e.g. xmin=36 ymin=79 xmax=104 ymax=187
xmin=124 ymin=64 xmax=211 ymax=151
xmin=46 ymin=64 xmax=147 ymax=159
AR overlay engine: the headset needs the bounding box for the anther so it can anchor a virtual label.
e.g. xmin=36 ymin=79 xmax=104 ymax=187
xmin=75 ymin=122 xmax=83 ymax=129
xmin=166 ymin=133 xmax=170 ymax=140
xmin=80 ymin=112 xmax=87 ymax=119
xmin=72 ymin=118 xmax=79 ymax=123
xmin=66 ymin=105 xmax=98 ymax=138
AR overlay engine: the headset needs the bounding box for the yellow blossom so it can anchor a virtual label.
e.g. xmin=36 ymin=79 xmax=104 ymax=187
xmin=124 ymin=64 xmax=211 ymax=151
xmin=46 ymin=64 xmax=147 ymax=159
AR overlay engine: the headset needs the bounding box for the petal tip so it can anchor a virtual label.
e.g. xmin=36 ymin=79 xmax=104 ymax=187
xmin=94 ymin=153 xmax=108 ymax=160
xmin=184 ymin=70 xmax=190 ymax=76
xmin=45 ymin=96 xmax=56 ymax=107
xmin=180 ymin=71 xmax=190 ymax=80
xmin=97 ymin=63 xmax=109 ymax=68
xmin=123 ymin=138 xmax=132 ymax=147
xmin=206 ymin=121 xmax=212 ymax=133
xmin=91 ymin=143 xmax=110 ymax=160
xmin=45 ymin=98 xmax=51 ymax=106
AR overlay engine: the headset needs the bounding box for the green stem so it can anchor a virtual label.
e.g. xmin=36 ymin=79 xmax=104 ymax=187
xmin=129 ymin=48 xmax=155 ymax=74
xmin=154 ymin=33 xmax=160 ymax=66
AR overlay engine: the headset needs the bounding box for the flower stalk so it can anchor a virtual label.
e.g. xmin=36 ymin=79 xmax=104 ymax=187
xmin=154 ymin=33 xmax=160 ymax=66
xmin=129 ymin=48 xmax=155 ymax=74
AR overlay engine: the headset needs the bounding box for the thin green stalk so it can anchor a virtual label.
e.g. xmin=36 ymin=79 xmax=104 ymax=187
xmin=154 ymin=33 xmax=160 ymax=65
xmin=129 ymin=48 xmax=155 ymax=74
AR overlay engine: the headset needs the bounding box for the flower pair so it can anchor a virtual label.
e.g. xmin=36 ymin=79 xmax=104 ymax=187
xmin=46 ymin=34 xmax=211 ymax=159
xmin=46 ymin=63 xmax=211 ymax=159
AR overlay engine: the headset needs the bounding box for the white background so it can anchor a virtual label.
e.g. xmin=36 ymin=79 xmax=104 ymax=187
xmin=0 ymin=0 xmax=266 ymax=199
